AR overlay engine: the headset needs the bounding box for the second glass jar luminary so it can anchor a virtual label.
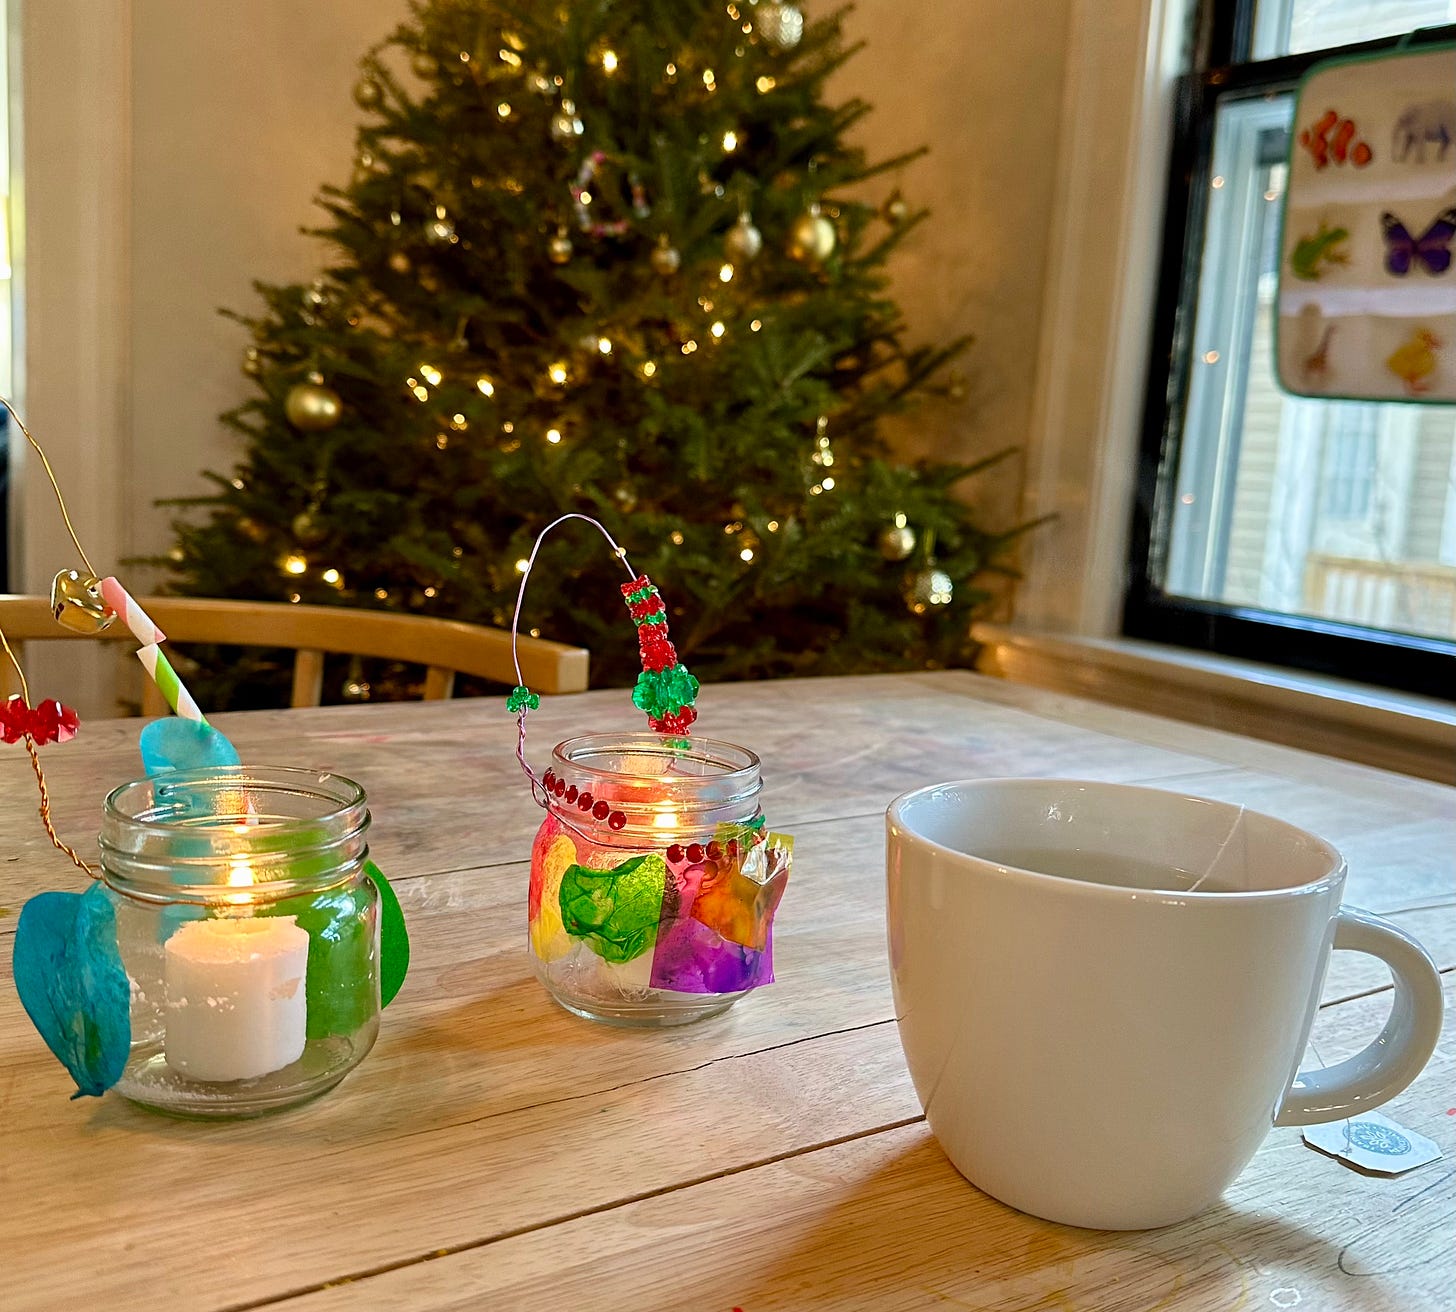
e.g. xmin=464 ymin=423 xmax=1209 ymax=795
xmin=528 ymin=733 xmax=791 ymax=1026
xmin=97 ymin=767 xmax=380 ymax=1117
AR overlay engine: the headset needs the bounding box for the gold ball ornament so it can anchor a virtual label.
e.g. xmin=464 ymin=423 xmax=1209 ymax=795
xmin=353 ymin=77 xmax=384 ymax=110
xmin=411 ymin=51 xmax=438 ymax=80
xmin=236 ymin=517 xmax=269 ymax=544
xmin=547 ymin=228 xmax=574 ymax=265
xmin=650 ymin=236 xmax=682 ymax=276
xmin=787 ymin=208 xmax=836 ymax=265
xmin=906 ymin=567 xmax=954 ymax=615
xmin=724 ymin=212 xmax=763 ymax=263
xmin=883 ymin=189 xmax=910 ymax=225
xmin=757 ymin=1 xmax=805 ymax=49
xmin=50 ymin=569 xmax=115 ymax=635
xmin=242 ymin=346 xmax=263 ymax=377
xmin=387 ymin=250 xmax=412 ymax=274
xmin=878 ymin=524 xmax=917 ymax=562
xmin=285 ymin=380 xmax=343 ymax=432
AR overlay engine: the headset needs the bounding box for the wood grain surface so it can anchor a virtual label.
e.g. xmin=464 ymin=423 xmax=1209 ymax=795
xmin=1 ymin=672 xmax=1450 ymax=1311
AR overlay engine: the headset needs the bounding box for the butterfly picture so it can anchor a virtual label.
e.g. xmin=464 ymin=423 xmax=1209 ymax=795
xmin=1380 ymin=208 xmax=1456 ymax=275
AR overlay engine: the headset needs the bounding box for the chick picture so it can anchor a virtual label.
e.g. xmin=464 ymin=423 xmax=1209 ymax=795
xmin=1385 ymin=328 xmax=1444 ymax=395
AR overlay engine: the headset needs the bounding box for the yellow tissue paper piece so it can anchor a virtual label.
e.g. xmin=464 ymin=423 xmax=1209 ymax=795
xmin=531 ymin=834 xmax=576 ymax=963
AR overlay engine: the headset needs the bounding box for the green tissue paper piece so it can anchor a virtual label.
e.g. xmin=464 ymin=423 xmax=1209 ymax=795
xmin=266 ymin=885 xmax=375 ymax=1040
xmin=366 ymin=860 xmax=409 ymax=1007
xmin=260 ymin=862 xmax=406 ymax=1038
xmin=13 ymin=885 xmax=131 ymax=1098
xmin=631 ymin=665 xmax=700 ymax=718
xmin=559 ymin=853 xmax=667 ymax=964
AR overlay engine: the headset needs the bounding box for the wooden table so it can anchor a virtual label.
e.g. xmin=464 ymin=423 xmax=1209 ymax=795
xmin=2 ymin=672 xmax=1451 ymax=1311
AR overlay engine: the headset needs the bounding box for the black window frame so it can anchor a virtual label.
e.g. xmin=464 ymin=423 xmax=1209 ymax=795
xmin=1124 ymin=0 xmax=1456 ymax=699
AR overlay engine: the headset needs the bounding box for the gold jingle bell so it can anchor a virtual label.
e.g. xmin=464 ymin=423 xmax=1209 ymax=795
xmin=51 ymin=569 xmax=116 ymax=634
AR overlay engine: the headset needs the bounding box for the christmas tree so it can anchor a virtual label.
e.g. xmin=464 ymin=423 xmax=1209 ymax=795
xmin=164 ymin=0 xmax=1018 ymax=703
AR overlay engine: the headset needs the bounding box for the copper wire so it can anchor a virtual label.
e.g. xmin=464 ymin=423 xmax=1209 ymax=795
xmin=0 ymin=623 xmax=96 ymax=878
xmin=23 ymin=736 xmax=97 ymax=878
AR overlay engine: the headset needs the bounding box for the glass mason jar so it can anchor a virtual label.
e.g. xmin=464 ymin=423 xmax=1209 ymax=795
xmin=97 ymin=766 xmax=380 ymax=1117
xmin=528 ymin=733 xmax=789 ymax=1027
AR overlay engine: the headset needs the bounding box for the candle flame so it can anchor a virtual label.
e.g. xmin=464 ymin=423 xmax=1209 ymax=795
xmin=225 ymin=859 xmax=256 ymax=908
xmin=652 ymin=809 xmax=680 ymax=831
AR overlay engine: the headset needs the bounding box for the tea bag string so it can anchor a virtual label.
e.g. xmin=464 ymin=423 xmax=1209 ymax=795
xmin=508 ymin=513 xmax=637 ymax=815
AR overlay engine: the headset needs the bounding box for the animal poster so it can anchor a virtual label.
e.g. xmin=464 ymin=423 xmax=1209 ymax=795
xmin=1277 ymin=43 xmax=1456 ymax=402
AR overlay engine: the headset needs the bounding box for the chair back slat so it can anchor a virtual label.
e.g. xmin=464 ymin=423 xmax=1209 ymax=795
xmin=0 ymin=594 xmax=589 ymax=713
xmin=291 ymin=650 xmax=326 ymax=708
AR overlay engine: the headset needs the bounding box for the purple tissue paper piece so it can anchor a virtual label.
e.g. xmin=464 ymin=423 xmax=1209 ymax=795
xmin=649 ymin=916 xmax=773 ymax=994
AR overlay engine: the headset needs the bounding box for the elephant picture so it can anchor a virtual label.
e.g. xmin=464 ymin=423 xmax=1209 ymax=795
xmin=1392 ymin=100 xmax=1456 ymax=163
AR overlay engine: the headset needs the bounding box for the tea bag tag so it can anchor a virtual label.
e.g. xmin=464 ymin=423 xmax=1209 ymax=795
xmin=1303 ymin=1111 xmax=1443 ymax=1176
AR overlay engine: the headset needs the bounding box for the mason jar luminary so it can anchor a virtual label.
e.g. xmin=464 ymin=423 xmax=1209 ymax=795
xmin=529 ymin=733 xmax=792 ymax=1026
xmin=97 ymin=767 xmax=380 ymax=1117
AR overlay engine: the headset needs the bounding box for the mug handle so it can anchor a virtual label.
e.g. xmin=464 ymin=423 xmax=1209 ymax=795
xmin=1275 ymin=906 xmax=1445 ymax=1127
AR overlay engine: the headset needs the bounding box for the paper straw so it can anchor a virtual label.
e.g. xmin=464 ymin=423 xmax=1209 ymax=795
xmin=136 ymin=643 xmax=208 ymax=725
xmin=100 ymin=576 xmax=166 ymax=646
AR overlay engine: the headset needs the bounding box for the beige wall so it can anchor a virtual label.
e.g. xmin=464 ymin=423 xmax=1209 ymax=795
xmin=128 ymin=0 xmax=402 ymax=565
xmin=838 ymin=1 xmax=1070 ymax=487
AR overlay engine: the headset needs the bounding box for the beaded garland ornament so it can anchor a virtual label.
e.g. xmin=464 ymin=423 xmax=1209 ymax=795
xmin=508 ymin=514 xmax=790 ymax=1003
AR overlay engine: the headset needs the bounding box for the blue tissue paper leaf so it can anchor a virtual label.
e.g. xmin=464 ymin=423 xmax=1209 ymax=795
xmin=365 ymin=860 xmax=409 ymax=1008
xmin=139 ymin=718 xmax=240 ymax=777
xmin=13 ymin=885 xmax=132 ymax=1098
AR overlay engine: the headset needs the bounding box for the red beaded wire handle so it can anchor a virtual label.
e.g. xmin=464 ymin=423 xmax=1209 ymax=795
xmin=507 ymin=514 xmax=700 ymax=814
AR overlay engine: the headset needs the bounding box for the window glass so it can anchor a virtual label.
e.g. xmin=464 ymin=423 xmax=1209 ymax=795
xmin=1254 ymin=0 xmax=1456 ymax=59
xmin=1164 ymin=94 xmax=1456 ymax=642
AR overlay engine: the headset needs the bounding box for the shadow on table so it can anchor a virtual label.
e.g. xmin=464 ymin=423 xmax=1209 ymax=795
xmin=725 ymin=1133 xmax=1367 ymax=1312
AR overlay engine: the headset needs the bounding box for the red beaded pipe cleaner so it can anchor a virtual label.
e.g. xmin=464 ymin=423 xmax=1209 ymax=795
xmin=506 ymin=513 xmax=701 ymax=820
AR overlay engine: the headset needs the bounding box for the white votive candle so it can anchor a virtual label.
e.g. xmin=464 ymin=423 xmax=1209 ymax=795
xmin=164 ymin=916 xmax=310 ymax=1081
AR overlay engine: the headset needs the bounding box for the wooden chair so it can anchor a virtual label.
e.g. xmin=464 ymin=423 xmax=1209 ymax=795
xmin=0 ymin=594 xmax=589 ymax=714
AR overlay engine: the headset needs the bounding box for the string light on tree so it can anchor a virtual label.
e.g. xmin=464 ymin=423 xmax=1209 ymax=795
xmin=424 ymin=206 xmax=456 ymax=244
xmin=550 ymin=99 xmax=584 ymax=141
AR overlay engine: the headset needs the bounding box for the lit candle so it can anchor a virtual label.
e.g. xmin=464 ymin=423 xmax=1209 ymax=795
xmin=163 ymin=862 xmax=309 ymax=1081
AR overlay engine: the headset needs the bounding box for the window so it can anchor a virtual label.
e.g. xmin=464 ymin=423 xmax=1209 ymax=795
xmin=1128 ymin=0 xmax=1456 ymax=696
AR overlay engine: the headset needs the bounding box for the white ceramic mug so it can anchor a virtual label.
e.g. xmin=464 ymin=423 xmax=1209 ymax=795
xmin=886 ymin=778 xmax=1444 ymax=1230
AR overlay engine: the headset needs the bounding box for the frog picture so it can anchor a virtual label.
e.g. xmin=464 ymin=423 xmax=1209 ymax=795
xmin=1289 ymin=221 xmax=1350 ymax=281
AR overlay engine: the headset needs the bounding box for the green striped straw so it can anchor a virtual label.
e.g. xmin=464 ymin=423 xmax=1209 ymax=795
xmin=136 ymin=643 xmax=208 ymax=725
